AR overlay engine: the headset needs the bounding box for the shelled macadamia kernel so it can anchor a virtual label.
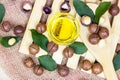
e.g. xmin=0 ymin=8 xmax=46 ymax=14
xmin=22 ymin=1 xmax=33 ymax=12
xmin=81 ymin=16 xmax=91 ymax=26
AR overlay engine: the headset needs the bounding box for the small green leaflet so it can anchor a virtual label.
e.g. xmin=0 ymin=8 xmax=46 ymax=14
xmin=69 ymin=41 xmax=88 ymax=54
xmin=31 ymin=29 xmax=49 ymax=52
xmin=113 ymin=52 xmax=120 ymax=71
xmin=0 ymin=3 xmax=5 ymax=23
xmin=94 ymin=2 xmax=111 ymax=24
xmin=73 ymin=0 xmax=94 ymax=22
xmin=0 ymin=36 xmax=21 ymax=47
xmin=38 ymin=55 xmax=57 ymax=71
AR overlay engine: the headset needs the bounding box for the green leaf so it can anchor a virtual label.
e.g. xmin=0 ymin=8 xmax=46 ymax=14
xmin=0 ymin=3 xmax=5 ymax=23
xmin=38 ymin=55 xmax=57 ymax=71
xmin=94 ymin=2 xmax=111 ymax=24
xmin=31 ymin=29 xmax=49 ymax=52
xmin=73 ymin=0 xmax=94 ymax=21
xmin=0 ymin=36 xmax=21 ymax=47
xmin=69 ymin=41 xmax=87 ymax=54
xmin=113 ymin=52 xmax=120 ymax=71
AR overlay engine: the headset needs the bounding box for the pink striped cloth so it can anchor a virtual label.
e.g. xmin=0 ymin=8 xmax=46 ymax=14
xmin=0 ymin=0 xmax=120 ymax=80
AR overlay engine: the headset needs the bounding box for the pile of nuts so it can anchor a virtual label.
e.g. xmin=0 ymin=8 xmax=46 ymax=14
xmin=29 ymin=41 xmax=59 ymax=56
xmin=81 ymin=3 xmax=120 ymax=45
xmin=28 ymin=41 xmax=74 ymax=77
xmin=23 ymin=56 xmax=70 ymax=77
xmin=23 ymin=0 xmax=111 ymax=77
xmin=0 ymin=21 xmax=25 ymax=37
xmin=89 ymin=25 xmax=109 ymax=44
xmin=81 ymin=16 xmax=109 ymax=45
xmin=0 ymin=21 xmax=25 ymax=47
xmin=28 ymin=41 xmax=72 ymax=77
xmin=27 ymin=0 xmax=74 ymax=76
xmin=23 ymin=57 xmax=44 ymax=76
xmin=80 ymin=59 xmax=103 ymax=75
xmin=28 ymin=41 xmax=59 ymax=76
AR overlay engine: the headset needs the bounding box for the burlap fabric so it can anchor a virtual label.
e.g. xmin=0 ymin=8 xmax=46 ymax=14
xmin=0 ymin=0 xmax=120 ymax=80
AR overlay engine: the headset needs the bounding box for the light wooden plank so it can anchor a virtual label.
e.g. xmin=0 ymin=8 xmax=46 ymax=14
xmin=19 ymin=0 xmax=47 ymax=55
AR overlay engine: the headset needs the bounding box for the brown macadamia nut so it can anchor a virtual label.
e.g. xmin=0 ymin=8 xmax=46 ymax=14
xmin=63 ymin=47 xmax=74 ymax=58
xmin=33 ymin=65 xmax=44 ymax=76
xmin=89 ymin=24 xmax=99 ymax=33
xmin=47 ymin=41 xmax=58 ymax=53
xmin=14 ymin=25 xmax=25 ymax=37
xmin=81 ymin=59 xmax=92 ymax=71
xmin=29 ymin=43 xmax=40 ymax=55
xmin=1 ymin=21 xmax=12 ymax=32
xmin=92 ymin=62 xmax=103 ymax=74
xmin=24 ymin=57 xmax=35 ymax=68
xmin=109 ymin=4 xmax=119 ymax=16
xmin=88 ymin=33 xmax=100 ymax=44
xmin=98 ymin=27 xmax=109 ymax=39
xmin=57 ymin=65 xmax=69 ymax=77
xmin=36 ymin=23 xmax=47 ymax=33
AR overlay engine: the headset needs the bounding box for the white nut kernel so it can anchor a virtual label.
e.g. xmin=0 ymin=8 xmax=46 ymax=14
xmin=61 ymin=2 xmax=69 ymax=10
xmin=8 ymin=38 xmax=16 ymax=46
xmin=81 ymin=16 xmax=91 ymax=26
xmin=22 ymin=1 xmax=33 ymax=12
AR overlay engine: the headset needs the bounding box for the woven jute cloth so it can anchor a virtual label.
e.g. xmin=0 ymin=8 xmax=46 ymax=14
xmin=0 ymin=0 xmax=120 ymax=80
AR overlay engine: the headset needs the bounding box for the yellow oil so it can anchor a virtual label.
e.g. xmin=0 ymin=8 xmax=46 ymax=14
xmin=47 ymin=13 xmax=80 ymax=45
